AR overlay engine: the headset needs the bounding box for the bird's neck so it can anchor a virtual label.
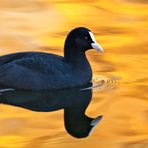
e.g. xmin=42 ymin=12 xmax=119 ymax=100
xmin=64 ymin=49 xmax=86 ymax=63
xmin=64 ymin=44 xmax=87 ymax=64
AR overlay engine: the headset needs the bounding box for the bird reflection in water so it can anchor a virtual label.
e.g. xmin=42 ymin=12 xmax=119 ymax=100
xmin=0 ymin=83 xmax=103 ymax=138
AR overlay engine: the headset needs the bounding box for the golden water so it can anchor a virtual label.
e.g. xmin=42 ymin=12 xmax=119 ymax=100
xmin=0 ymin=0 xmax=148 ymax=147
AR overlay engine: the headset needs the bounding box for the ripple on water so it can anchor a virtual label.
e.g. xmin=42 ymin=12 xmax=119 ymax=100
xmin=81 ymin=75 xmax=121 ymax=91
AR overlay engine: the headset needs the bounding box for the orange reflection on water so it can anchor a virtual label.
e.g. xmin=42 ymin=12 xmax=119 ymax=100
xmin=0 ymin=0 xmax=148 ymax=147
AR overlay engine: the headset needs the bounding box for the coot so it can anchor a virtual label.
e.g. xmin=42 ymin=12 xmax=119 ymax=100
xmin=0 ymin=27 xmax=103 ymax=90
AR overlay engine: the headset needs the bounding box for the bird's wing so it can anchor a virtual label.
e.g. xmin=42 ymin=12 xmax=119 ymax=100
xmin=0 ymin=52 xmax=69 ymax=90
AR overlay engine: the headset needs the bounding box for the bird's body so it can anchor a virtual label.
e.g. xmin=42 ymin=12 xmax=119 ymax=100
xmin=0 ymin=51 xmax=92 ymax=90
xmin=0 ymin=27 xmax=103 ymax=90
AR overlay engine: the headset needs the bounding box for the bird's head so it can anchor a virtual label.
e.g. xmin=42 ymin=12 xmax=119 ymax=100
xmin=64 ymin=27 xmax=104 ymax=54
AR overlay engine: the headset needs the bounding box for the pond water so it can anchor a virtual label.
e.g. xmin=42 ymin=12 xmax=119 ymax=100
xmin=0 ymin=0 xmax=148 ymax=147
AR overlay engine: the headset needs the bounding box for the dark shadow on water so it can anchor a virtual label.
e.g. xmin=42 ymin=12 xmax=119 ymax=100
xmin=0 ymin=83 xmax=102 ymax=138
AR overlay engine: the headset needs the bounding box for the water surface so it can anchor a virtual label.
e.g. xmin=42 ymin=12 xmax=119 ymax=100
xmin=0 ymin=0 xmax=148 ymax=147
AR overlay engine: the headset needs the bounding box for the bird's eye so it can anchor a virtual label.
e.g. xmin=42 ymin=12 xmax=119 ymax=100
xmin=85 ymin=36 xmax=88 ymax=40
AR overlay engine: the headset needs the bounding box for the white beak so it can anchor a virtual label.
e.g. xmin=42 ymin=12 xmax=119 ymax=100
xmin=89 ymin=31 xmax=104 ymax=53
xmin=91 ymin=42 xmax=104 ymax=53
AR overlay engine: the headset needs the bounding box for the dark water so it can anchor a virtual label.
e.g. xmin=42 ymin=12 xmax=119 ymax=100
xmin=0 ymin=0 xmax=148 ymax=147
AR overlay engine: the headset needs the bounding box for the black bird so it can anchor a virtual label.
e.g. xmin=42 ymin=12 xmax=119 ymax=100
xmin=0 ymin=27 xmax=103 ymax=90
xmin=0 ymin=83 xmax=103 ymax=138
